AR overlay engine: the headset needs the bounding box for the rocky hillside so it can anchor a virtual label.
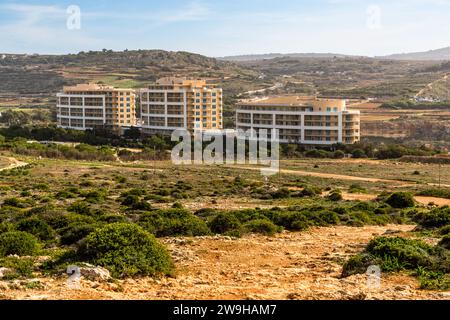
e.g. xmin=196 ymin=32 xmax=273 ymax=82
xmin=0 ymin=50 xmax=261 ymax=99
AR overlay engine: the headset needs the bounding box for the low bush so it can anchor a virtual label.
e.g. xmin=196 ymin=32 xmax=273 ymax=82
xmin=417 ymin=188 xmax=450 ymax=200
xmin=60 ymin=224 xmax=97 ymax=245
xmin=78 ymin=223 xmax=173 ymax=278
xmin=0 ymin=231 xmax=40 ymax=257
xmin=438 ymin=235 xmax=450 ymax=250
xmin=208 ymin=213 xmax=241 ymax=234
xmin=342 ymin=236 xmax=450 ymax=290
xmin=0 ymin=256 xmax=35 ymax=279
xmin=385 ymin=192 xmax=416 ymax=208
xmin=414 ymin=206 xmax=450 ymax=229
xmin=17 ymin=217 xmax=56 ymax=242
xmin=327 ymin=190 xmax=343 ymax=202
xmin=139 ymin=209 xmax=210 ymax=237
xmin=243 ymin=219 xmax=281 ymax=236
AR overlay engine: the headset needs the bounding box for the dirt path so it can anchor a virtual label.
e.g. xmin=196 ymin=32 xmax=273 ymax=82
xmin=415 ymin=73 xmax=449 ymax=99
xmin=229 ymin=165 xmax=450 ymax=188
xmin=2 ymin=224 xmax=448 ymax=300
xmin=0 ymin=157 xmax=28 ymax=171
xmin=342 ymin=192 xmax=450 ymax=207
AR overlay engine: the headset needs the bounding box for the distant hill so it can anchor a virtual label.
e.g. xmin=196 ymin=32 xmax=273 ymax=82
xmin=0 ymin=50 xmax=260 ymax=97
xmin=219 ymin=53 xmax=357 ymax=62
xmin=380 ymin=47 xmax=450 ymax=61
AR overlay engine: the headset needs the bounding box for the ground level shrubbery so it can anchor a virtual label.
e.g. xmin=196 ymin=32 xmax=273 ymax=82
xmin=78 ymin=223 xmax=174 ymax=278
xmin=342 ymin=236 xmax=450 ymax=290
xmin=0 ymin=231 xmax=40 ymax=257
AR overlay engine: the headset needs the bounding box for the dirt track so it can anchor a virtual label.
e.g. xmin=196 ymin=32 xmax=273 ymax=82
xmin=231 ymin=165 xmax=450 ymax=189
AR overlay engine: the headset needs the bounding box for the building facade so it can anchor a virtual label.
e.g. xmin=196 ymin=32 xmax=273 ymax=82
xmin=139 ymin=77 xmax=222 ymax=135
xmin=236 ymin=96 xmax=360 ymax=145
xmin=56 ymin=83 xmax=136 ymax=133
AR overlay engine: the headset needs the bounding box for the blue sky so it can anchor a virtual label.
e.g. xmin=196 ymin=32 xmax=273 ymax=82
xmin=1 ymin=0 xmax=450 ymax=56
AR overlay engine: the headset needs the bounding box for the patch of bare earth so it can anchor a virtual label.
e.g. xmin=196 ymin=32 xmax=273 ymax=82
xmin=1 ymin=224 xmax=449 ymax=300
xmin=342 ymin=192 xmax=450 ymax=207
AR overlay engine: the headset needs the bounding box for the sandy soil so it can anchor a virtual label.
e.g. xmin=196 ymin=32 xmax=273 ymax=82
xmin=1 ymin=225 xmax=449 ymax=300
xmin=342 ymin=192 xmax=450 ymax=207
xmin=0 ymin=157 xmax=28 ymax=171
xmin=232 ymin=165 xmax=450 ymax=189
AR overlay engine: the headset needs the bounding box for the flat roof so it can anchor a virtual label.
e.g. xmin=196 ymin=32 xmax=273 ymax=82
xmin=239 ymin=96 xmax=345 ymax=106
xmin=63 ymin=83 xmax=134 ymax=92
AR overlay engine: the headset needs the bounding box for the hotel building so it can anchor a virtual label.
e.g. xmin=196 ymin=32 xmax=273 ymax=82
xmin=236 ymin=96 xmax=360 ymax=145
xmin=56 ymin=83 xmax=136 ymax=133
xmin=139 ymin=77 xmax=222 ymax=135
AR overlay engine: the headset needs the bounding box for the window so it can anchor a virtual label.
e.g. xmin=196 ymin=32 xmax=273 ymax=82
xmin=212 ymin=117 xmax=216 ymax=121
xmin=212 ymin=105 xmax=216 ymax=109
xmin=196 ymin=93 xmax=201 ymax=97
xmin=327 ymin=107 xmax=331 ymax=112
xmin=212 ymin=123 xmax=217 ymax=127
xmin=196 ymin=112 xmax=200 ymax=116
xmin=212 ymin=99 xmax=216 ymax=103
xmin=212 ymin=111 xmax=216 ymax=115
xmin=196 ymin=118 xmax=200 ymax=121
xmin=334 ymin=107 xmax=338 ymax=112
xmin=196 ymin=105 xmax=200 ymax=109
xmin=203 ymin=105 xmax=207 ymax=109
xmin=212 ymin=92 xmax=216 ymax=97
xmin=196 ymin=99 xmax=200 ymax=103
xmin=203 ymin=99 xmax=207 ymax=103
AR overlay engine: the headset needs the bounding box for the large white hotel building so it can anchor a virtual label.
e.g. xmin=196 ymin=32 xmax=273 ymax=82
xmin=236 ymin=96 xmax=360 ymax=145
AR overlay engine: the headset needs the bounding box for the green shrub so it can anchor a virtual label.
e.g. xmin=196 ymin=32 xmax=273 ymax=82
xmin=67 ymin=201 xmax=92 ymax=215
xmin=3 ymin=197 xmax=30 ymax=208
xmin=327 ymin=190 xmax=343 ymax=202
xmin=0 ymin=231 xmax=39 ymax=257
xmin=83 ymin=189 xmax=107 ymax=203
xmin=78 ymin=223 xmax=173 ymax=278
xmin=17 ymin=217 xmax=56 ymax=242
xmin=0 ymin=222 xmax=15 ymax=234
xmin=415 ymin=206 xmax=450 ymax=229
xmin=342 ymin=237 xmax=436 ymax=278
xmin=0 ymin=256 xmax=35 ymax=279
xmin=60 ymin=224 xmax=97 ymax=245
xmin=366 ymin=237 xmax=433 ymax=269
xmin=139 ymin=209 xmax=210 ymax=237
xmin=439 ymin=225 xmax=450 ymax=236
xmin=298 ymin=186 xmax=321 ymax=197
xmin=351 ymin=149 xmax=367 ymax=159
xmin=243 ymin=219 xmax=280 ymax=236
xmin=417 ymin=188 xmax=450 ymax=200
xmin=438 ymin=235 xmax=450 ymax=250
xmin=208 ymin=213 xmax=241 ymax=234
xmin=385 ymin=192 xmax=415 ymax=208
xmin=172 ymin=202 xmax=184 ymax=209
xmin=271 ymin=188 xmax=291 ymax=199
xmin=348 ymin=184 xmax=367 ymax=194
xmin=121 ymin=195 xmax=140 ymax=206
xmin=342 ymin=253 xmax=382 ymax=277
xmin=271 ymin=211 xmax=311 ymax=231
xmin=55 ymin=190 xmax=77 ymax=199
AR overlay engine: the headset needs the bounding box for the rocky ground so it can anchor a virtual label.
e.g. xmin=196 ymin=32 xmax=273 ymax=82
xmin=0 ymin=224 xmax=449 ymax=300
